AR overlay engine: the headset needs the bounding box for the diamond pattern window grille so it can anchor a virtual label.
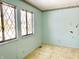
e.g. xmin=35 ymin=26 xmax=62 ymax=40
xmin=21 ymin=10 xmax=33 ymax=36
xmin=21 ymin=10 xmax=27 ymax=36
xmin=0 ymin=2 xmax=16 ymax=43
xmin=27 ymin=12 xmax=33 ymax=34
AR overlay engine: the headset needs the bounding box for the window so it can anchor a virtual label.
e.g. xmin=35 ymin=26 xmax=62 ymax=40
xmin=0 ymin=2 xmax=16 ymax=43
xmin=20 ymin=10 xmax=27 ymax=36
xmin=27 ymin=12 xmax=33 ymax=34
xmin=0 ymin=8 xmax=2 ymax=41
xmin=20 ymin=10 xmax=33 ymax=36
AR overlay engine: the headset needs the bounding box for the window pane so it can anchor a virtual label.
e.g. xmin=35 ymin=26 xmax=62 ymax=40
xmin=2 ymin=3 xmax=16 ymax=40
xmin=21 ymin=10 xmax=27 ymax=35
xmin=0 ymin=8 xmax=2 ymax=41
xmin=27 ymin=12 xmax=33 ymax=34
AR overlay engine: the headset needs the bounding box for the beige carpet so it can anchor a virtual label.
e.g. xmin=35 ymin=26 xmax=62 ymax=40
xmin=24 ymin=44 xmax=79 ymax=59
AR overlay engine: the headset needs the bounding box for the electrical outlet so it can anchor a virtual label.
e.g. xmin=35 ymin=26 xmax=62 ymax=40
xmin=0 ymin=56 xmax=4 ymax=59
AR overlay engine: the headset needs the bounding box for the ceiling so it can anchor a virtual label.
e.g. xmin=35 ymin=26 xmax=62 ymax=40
xmin=23 ymin=0 xmax=79 ymax=11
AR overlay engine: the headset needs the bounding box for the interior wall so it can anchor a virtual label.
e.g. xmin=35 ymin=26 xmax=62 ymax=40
xmin=42 ymin=7 xmax=79 ymax=48
xmin=0 ymin=0 xmax=42 ymax=59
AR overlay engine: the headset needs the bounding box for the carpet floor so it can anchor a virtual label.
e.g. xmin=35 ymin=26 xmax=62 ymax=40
xmin=24 ymin=44 xmax=79 ymax=59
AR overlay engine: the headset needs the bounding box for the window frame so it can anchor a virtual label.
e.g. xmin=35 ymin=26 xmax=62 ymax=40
xmin=0 ymin=2 xmax=17 ymax=43
xmin=20 ymin=9 xmax=34 ymax=37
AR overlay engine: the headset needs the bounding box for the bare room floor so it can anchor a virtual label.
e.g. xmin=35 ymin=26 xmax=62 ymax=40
xmin=24 ymin=44 xmax=79 ymax=59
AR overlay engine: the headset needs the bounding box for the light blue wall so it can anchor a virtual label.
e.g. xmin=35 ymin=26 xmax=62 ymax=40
xmin=0 ymin=0 xmax=42 ymax=59
xmin=42 ymin=8 xmax=79 ymax=48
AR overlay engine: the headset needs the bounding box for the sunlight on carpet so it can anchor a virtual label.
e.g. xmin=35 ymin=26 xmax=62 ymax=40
xmin=24 ymin=44 xmax=79 ymax=59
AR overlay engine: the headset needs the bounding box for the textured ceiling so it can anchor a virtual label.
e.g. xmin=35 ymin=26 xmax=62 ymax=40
xmin=24 ymin=0 xmax=79 ymax=11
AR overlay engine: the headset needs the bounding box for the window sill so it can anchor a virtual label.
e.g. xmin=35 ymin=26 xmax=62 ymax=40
xmin=0 ymin=39 xmax=17 ymax=46
xmin=21 ymin=33 xmax=33 ymax=39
